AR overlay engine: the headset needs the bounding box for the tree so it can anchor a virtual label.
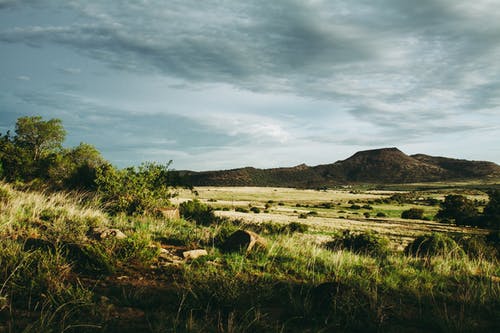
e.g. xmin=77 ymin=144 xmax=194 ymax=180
xmin=436 ymin=195 xmax=478 ymax=225
xmin=47 ymin=143 xmax=107 ymax=190
xmin=483 ymin=190 xmax=500 ymax=228
xmin=14 ymin=116 xmax=66 ymax=161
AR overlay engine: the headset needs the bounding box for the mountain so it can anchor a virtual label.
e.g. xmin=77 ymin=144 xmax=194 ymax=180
xmin=178 ymin=148 xmax=500 ymax=187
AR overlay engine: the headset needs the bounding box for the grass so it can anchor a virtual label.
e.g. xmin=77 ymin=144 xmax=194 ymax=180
xmin=1 ymin=181 xmax=499 ymax=332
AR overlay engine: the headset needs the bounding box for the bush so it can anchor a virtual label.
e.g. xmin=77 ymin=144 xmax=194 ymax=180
xmin=401 ymin=208 xmax=424 ymax=219
xmin=298 ymin=213 xmax=308 ymax=219
xmin=235 ymin=207 xmax=249 ymax=213
xmin=326 ymin=230 xmax=390 ymax=257
xmin=250 ymin=207 xmax=261 ymax=214
xmin=376 ymin=212 xmax=386 ymax=218
xmin=179 ymin=199 xmax=216 ymax=226
xmin=455 ymin=235 xmax=498 ymax=259
xmin=350 ymin=204 xmax=361 ymax=210
xmin=95 ymin=162 xmax=173 ymax=215
xmin=287 ymin=222 xmax=309 ymax=233
xmin=363 ymin=212 xmax=370 ymax=218
xmin=405 ymin=233 xmax=464 ymax=258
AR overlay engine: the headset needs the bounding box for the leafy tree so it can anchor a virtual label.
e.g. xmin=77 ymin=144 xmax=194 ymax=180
xmin=482 ymin=190 xmax=500 ymax=228
xmin=47 ymin=143 xmax=106 ymax=190
xmin=436 ymin=195 xmax=478 ymax=225
xmin=14 ymin=116 xmax=66 ymax=161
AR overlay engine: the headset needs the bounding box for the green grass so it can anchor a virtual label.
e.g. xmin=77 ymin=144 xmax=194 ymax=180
xmin=1 ymin=182 xmax=500 ymax=332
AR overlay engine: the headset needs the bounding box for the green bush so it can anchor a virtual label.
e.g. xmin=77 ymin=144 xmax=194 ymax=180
xmin=405 ymin=233 xmax=464 ymax=258
xmin=401 ymin=208 xmax=424 ymax=219
xmin=455 ymin=235 xmax=498 ymax=259
xmin=376 ymin=212 xmax=386 ymax=218
xmin=326 ymin=230 xmax=390 ymax=257
xmin=250 ymin=206 xmax=261 ymax=214
xmin=96 ymin=162 xmax=173 ymax=215
xmin=179 ymin=199 xmax=216 ymax=226
xmin=288 ymin=221 xmax=308 ymax=233
xmin=235 ymin=207 xmax=249 ymax=213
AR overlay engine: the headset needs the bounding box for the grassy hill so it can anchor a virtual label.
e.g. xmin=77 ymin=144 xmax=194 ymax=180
xmin=181 ymin=147 xmax=500 ymax=187
xmin=1 ymin=182 xmax=500 ymax=332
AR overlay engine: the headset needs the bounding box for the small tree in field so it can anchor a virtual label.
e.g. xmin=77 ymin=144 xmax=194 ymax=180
xmin=482 ymin=190 xmax=500 ymax=228
xmin=436 ymin=195 xmax=478 ymax=225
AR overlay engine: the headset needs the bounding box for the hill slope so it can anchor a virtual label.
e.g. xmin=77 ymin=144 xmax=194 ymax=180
xmin=181 ymin=148 xmax=500 ymax=187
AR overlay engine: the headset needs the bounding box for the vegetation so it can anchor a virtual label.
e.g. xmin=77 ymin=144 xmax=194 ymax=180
xmin=0 ymin=116 xmax=500 ymax=332
xmin=401 ymin=208 xmax=425 ymax=219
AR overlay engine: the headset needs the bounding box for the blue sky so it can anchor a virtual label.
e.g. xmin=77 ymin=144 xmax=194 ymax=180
xmin=0 ymin=0 xmax=499 ymax=170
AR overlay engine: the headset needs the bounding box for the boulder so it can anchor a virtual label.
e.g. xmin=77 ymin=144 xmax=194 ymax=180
xmin=183 ymin=249 xmax=208 ymax=261
xmin=90 ymin=227 xmax=127 ymax=240
xmin=221 ymin=230 xmax=266 ymax=253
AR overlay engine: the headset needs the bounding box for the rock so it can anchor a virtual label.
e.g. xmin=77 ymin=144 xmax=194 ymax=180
xmin=90 ymin=227 xmax=127 ymax=240
xmin=221 ymin=230 xmax=266 ymax=253
xmin=183 ymin=249 xmax=208 ymax=261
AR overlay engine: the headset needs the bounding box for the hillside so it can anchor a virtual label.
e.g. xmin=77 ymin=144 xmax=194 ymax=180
xmin=181 ymin=148 xmax=500 ymax=187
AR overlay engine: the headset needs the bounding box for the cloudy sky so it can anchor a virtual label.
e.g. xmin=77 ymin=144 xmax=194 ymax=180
xmin=0 ymin=0 xmax=499 ymax=170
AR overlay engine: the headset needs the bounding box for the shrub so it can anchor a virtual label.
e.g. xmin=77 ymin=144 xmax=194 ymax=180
xmin=362 ymin=205 xmax=373 ymax=210
xmin=235 ymin=207 xmax=249 ymax=213
xmin=288 ymin=221 xmax=308 ymax=233
xmin=363 ymin=212 xmax=370 ymax=218
xmin=250 ymin=207 xmax=261 ymax=214
xmin=401 ymin=208 xmax=424 ymax=220
xmin=405 ymin=233 xmax=464 ymax=258
xmin=455 ymin=235 xmax=498 ymax=259
xmin=179 ymin=199 xmax=216 ymax=226
xmin=349 ymin=204 xmax=361 ymax=210
xmin=326 ymin=230 xmax=390 ymax=257
xmin=376 ymin=212 xmax=386 ymax=218
xmin=95 ymin=162 xmax=173 ymax=215
xmin=298 ymin=213 xmax=308 ymax=219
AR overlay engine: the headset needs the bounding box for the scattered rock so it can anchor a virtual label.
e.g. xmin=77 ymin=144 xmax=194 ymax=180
xmin=221 ymin=230 xmax=266 ymax=253
xmin=90 ymin=227 xmax=127 ymax=240
xmin=158 ymin=248 xmax=183 ymax=262
xmin=183 ymin=249 xmax=208 ymax=261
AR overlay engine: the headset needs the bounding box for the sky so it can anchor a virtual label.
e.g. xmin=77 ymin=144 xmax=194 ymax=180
xmin=0 ymin=0 xmax=499 ymax=171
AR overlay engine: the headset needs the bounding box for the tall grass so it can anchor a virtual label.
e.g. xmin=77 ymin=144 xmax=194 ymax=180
xmin=1 ymin=181 xmax=499 ymax=332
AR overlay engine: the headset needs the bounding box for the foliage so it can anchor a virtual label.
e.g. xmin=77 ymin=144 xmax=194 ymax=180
xmin=250 ymin=206 xmax=261 ymax=214
xmin=436 ymin=194 xmax=478 ymax=225
xmin=0 ymin=117 xmax=108 ymax=190
xmin=326 ymin=230 xmax=390 ymax=257
xmin=95 ymin=162 xmax=173 ymax=215
xmin=179 ymin=199 xmax=216 ymax=225
xmin=14 ymin=116 xmax=66 ymax=161
xmin=405 ymin=233 xmax=464 ymax=258
xmin=482 ymin=190 xmax=500 ymax=228
xmin=401 ymin=208 xmax=424 ymax=219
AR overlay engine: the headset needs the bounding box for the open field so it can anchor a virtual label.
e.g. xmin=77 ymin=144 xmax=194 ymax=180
xmin=175 ymin=186 xmax=490 ymax=249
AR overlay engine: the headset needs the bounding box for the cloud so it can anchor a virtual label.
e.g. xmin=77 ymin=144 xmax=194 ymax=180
xmin=1 ymin=0 xmax=499 ymax=167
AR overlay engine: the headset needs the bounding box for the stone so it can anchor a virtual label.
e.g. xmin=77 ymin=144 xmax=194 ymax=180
xmin=221 ymin=230 xmax=266 ymax=253
xmin=182 ymin=249 xmax=208 ymax=261
xmin=90 ymin=227 xmax=127 ymax=240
